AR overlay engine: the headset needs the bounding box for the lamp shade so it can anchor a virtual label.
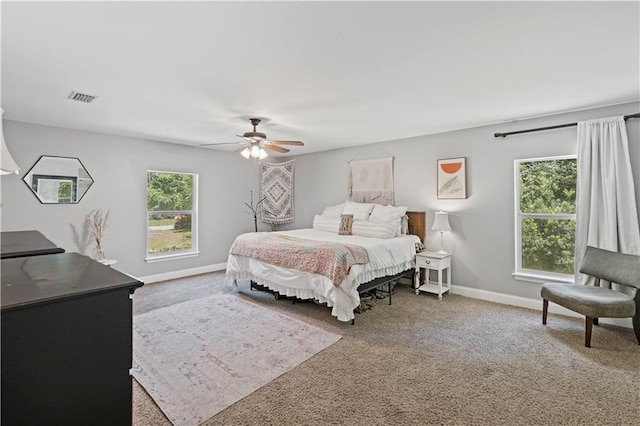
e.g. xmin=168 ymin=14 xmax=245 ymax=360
xmin=431 ymin=211 xmax=452 ymax=232
xmin=1 ymin=108 xmax=20 ymax=175
xmin=241 ymin=144 xmax=268 ymax=160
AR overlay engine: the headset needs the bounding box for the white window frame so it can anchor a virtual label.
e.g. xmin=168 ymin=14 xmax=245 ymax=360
xmin=145 ymin=170 xmax=199 ymax=262
xmin=513 ymin=155 xmax=576 ymax=284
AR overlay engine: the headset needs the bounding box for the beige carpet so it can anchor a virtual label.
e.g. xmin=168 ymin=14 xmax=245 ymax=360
xmin=133 ymin=293 xmax=340 ymax=425
xmin=133 ymin=273 xmax=640 ymax=426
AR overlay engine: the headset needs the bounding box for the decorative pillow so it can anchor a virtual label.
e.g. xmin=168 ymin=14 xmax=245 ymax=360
xmin=401 ymin=215 xmax=409 ymax=235
xmin=370 ymin=205 xmax=408 ymax=236
xmin=343 ymin=201 xmax=375 ymax=221
xmin=351 ymin=220 xmax=397 ymax=239
xmin=369 ymin=205 xmax=408 ymax=223
xmin=338 ymin=214 xmax=354 ymax=235
xmin=312 ymin=215 xmax=340 ymax=233
xmin=321 ymin=203 xmax=345 ymax=218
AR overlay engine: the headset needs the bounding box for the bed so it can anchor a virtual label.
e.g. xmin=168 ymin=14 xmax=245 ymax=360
xmin=226 ymin=203 xmax=425 ymax=322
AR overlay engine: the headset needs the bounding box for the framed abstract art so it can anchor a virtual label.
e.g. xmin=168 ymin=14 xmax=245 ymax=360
xmin=437 ymin=157 xmax=467 ymax=199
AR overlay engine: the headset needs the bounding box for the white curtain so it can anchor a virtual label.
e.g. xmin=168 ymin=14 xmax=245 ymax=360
xmin=575 ymin=116 xmax=640 ymax=285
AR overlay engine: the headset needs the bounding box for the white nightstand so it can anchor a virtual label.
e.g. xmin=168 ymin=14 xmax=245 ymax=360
xmin=414 ymin=251 xmax=451 ymax=299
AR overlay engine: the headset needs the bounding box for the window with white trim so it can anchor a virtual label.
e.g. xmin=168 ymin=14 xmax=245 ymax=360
xmin=146 ymin=171 xmax=198 ymax=261
xmin=514 ymin=156 xmax=576 ymax=282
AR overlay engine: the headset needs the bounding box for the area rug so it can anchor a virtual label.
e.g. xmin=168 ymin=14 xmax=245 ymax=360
xmin=132 ymin=293 xmax=341 ymax=426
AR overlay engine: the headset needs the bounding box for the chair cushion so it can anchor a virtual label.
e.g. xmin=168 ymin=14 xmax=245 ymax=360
xmin=541 ymin=283 xmax=636 ymax=318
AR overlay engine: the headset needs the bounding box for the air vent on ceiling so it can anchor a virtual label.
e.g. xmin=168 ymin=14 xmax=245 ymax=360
xmin=67 ymin=91 xmax=98 ymax=104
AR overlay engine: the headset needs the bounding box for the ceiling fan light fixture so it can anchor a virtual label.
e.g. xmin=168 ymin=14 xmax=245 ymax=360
xmin=240 ymin=144 xmax=268 ymax=160
xmin=202 ymin=117 xmax=303 ymax=156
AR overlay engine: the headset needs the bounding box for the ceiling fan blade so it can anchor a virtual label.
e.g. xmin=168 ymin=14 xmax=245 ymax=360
xmin=267 ymin=140 xmax=304 ymax=146
xmin=200 ymin=141 xmax=244 ymax=146
xmin=263 ymin=144 xmax=290 ymax=153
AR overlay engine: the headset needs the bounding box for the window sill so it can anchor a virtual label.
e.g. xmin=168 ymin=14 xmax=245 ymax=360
xmin=145 ymin=251 xmax=200 ymax=263
xmin=513 ymin=271 xmax=574 ymax=284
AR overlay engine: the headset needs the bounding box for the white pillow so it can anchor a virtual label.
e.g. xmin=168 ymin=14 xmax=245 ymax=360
xmin=390 ymin=218 xmax=403 ymax=237
xmin=369 ymin=205 xmax=408 ymax=223
xmin=321 ymin=203 xmax=345 ymax=218
xmin=401 ymin=215 xmax=409 ymax=235
xmin=351 ymin=220 xmax=397 ymax=239
xmin=312 ymin=215 xmax=340 ymax=233
xmin=370 ymin=205 xmax=407 ymax=236
xmin=343 ymin=201 xmax=375 ymax=221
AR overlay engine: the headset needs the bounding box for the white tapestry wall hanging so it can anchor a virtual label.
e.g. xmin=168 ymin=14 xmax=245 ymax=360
xmin=348 ymin=157 xmax=394 ymax=205
xmin=259 ymin=159 xmax=295 ymax=225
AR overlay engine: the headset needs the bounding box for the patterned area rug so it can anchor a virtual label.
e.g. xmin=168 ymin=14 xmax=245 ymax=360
xmin=132 ymin=294 xmax=341 ymax=425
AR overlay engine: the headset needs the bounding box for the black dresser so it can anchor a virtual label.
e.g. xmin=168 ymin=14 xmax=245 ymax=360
xmin=1 ymin=229 xmax=65 ymax=258
xmin=1 ymin=231 xmax=143 ymax=425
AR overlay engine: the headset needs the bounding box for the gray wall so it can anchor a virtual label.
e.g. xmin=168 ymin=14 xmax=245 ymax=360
xmin=290 ymin=101 xmax=640 ymax=300
xmin=0 ymin=121 xmax=272 ymax=278
xmin=1 ymin=101 xmax=638 ymax=302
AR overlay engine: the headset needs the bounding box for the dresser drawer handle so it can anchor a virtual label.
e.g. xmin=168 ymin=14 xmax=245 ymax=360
xmin=425 ymin=260 xmax=431 ymax=265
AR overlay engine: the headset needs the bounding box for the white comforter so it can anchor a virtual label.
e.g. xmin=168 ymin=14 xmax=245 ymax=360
xmin=226 ymin=229 xmax=420 ymax=321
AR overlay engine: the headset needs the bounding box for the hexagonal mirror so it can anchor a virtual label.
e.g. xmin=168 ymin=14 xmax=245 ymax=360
xmin=22 ymin=155 xmax=94 ymax=204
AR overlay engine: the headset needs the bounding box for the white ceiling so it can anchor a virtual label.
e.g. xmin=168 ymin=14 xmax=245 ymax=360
xmin=2 ymin=1 xmax=639 ymax=156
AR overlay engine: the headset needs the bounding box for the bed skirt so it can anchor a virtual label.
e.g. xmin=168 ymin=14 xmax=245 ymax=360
xmin=226 ymin=255 xmax=415 ymax=322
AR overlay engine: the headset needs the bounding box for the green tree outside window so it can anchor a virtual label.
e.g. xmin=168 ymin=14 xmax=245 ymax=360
xmin=146 ymin=171 xmax=197 ymax=257
xmin=517 ymin=158 xmax=576 ymax=276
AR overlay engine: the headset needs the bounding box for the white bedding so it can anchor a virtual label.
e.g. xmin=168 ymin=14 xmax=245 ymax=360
xmin=225 ymin=228 xmax=420 ymax=322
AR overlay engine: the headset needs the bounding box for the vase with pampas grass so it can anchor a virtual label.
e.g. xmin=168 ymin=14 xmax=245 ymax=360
xmin=86 ymin=208 xmax=109 ymax=261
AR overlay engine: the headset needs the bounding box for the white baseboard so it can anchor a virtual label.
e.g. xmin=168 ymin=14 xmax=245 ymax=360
xmin=139 ymin=263 xmax=227 ymax=284
xmin=452 ymin=284 xmax=633 ymax=329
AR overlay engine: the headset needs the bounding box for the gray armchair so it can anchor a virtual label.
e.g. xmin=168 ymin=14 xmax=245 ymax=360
xmin=540 ymin=246 xmax=640 ymax=348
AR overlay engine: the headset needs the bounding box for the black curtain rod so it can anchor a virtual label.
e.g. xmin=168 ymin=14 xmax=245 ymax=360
xmin=494 ymin=112 xmax=640 ymax=138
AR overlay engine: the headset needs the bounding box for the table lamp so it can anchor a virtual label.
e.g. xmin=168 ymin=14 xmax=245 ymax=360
xmin=431 ymin=211 xmax=452 ymax=254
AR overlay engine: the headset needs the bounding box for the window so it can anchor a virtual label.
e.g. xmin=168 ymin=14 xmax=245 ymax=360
xmin=514 ymin=156 xmax=576 ymax=282
xmin=146 ymin=171 xmax=198 ymax=261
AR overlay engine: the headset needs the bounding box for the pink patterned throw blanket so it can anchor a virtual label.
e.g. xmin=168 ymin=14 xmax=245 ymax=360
xmin=229 ymin=233 xmax=369 ymax=287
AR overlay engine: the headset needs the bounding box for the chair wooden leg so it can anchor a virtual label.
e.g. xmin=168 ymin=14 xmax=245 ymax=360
xmin=633 ymin=292 xmax=640 ymax=345
xmin=542 ymin=299 xmax=548 ymax=325
xmin=585 ymin=317 xmax=593 ymax=348
xmin=633 ymin=314 xmax=640 ymax=345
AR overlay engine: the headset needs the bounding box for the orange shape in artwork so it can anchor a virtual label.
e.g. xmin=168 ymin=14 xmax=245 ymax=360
xmin=441 ymin=162 xmax=462 ymax=174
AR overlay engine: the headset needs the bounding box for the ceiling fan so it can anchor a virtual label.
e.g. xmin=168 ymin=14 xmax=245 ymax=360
xmin=201 ymin=118 xmax=304 ymax=159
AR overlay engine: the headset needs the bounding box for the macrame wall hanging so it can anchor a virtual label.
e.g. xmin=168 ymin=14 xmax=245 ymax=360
xmin=259 ymin=159 xmax=295 ymax=225
xmin=348 ymin=157 xmax=394 ymax=205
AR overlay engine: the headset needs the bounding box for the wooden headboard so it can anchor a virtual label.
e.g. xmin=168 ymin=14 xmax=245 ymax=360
xmin=406 ymin=211 xmax=426 ymax=243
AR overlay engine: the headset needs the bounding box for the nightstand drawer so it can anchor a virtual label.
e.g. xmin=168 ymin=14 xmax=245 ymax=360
xmin=415 ymin=255 xmax=450 ymax=269
xmin=416 ymin=256 xmax=441 ymax=268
